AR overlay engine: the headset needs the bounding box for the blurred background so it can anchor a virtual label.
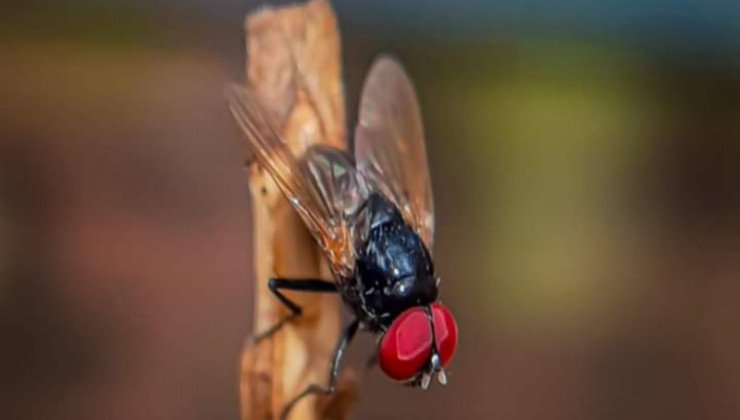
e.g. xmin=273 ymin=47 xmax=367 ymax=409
xmin=2 ymin=0 xmax=740 ymax=419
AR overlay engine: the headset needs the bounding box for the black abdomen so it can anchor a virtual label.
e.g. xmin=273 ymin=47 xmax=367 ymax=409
xmin=347 ymin=193 xmax=437 ymax=331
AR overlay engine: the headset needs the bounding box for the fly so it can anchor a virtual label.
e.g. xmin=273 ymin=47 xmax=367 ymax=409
xmin=227 ymin=56 xmax=458 ymax=418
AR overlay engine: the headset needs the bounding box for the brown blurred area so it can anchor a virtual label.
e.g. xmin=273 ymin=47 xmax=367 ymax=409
xmin=1 ymin=42 xmax=253 ymax=418
xmin=2 ymin=1 xmax=740 ymax=419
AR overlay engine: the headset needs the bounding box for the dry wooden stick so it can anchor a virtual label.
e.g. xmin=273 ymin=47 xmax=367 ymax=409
xmin=239 ymin=1 xmax=357 ymax=419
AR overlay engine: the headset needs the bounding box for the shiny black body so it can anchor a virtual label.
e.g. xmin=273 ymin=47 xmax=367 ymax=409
xmin=340 ymin=192 xmax=438 ymax=332
xmin=256 ymin=192 xmax=439 ymax=418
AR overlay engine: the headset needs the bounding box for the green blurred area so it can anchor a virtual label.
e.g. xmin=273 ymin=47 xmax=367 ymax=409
xmin=2 ymin=1 xmax=740 ymax=419
xmin=449 ymin=43 xmax=654 ymax=321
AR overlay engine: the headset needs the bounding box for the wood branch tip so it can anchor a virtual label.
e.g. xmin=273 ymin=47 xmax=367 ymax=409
xmin=239 ymin=1 xmax=356 ymax=419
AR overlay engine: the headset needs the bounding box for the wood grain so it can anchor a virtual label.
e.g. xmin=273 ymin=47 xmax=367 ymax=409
xmin=238 ymin=1 xmax=357 ymax=419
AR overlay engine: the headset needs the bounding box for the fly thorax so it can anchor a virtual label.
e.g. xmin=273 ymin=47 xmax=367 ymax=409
xmin=355 ymin=194 xmax=438 ymax=328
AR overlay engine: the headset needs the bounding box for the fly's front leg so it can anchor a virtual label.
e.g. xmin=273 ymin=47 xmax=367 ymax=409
xmin=252 ymin=278 xmax=337 ymax=343
xmin=279 ymin=319 xmax=360 ymax=420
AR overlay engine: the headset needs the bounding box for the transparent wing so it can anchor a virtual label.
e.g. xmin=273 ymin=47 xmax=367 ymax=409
xmin=354 ymin=56 xmax=435 ymax=251
xmin=226 ymin=85 xmax=364 ymax=276
xmin=300 ymin=145 xmax=368 ymax=272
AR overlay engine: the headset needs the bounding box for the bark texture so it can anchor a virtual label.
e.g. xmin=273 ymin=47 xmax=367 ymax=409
xmin=239 ymin=1 xmax=357 ymax=419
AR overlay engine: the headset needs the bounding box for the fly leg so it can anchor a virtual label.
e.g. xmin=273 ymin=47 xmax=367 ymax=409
xmin=279 ymin=319 xmax=360 ymax=420
xmin=252 ymin=278 xmax=337 ymax=343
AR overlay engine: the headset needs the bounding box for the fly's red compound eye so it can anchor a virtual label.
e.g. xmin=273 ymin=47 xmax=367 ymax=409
xmin=431 ymin=303 xmax=458 ymax=367
xmin=378 ymin=308 xmax=432 ymax=381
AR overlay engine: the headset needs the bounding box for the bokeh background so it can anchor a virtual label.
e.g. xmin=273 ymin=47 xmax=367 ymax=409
xmin=2 ymin=0 xmax=740 ymax=419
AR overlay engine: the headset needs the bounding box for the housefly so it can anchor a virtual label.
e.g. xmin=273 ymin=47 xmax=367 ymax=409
xmin=227 ymin=56 xmax=458 ymax=417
